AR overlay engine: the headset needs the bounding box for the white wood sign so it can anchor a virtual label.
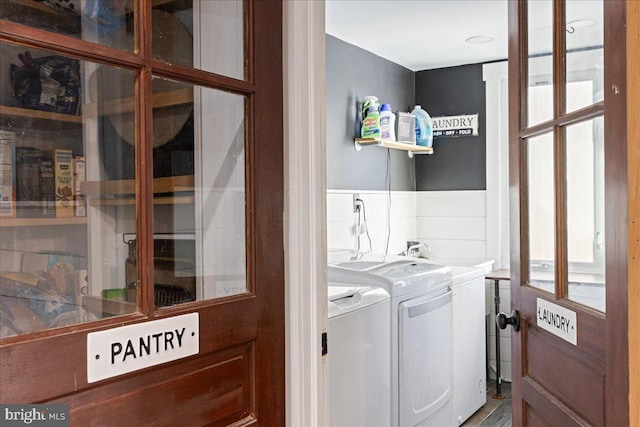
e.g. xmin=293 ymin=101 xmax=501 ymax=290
xmin=536 ymin=298 xmax=577 ymax=345
xmin=432 ymin=114 xmax=479 ymax=138
xmin=87 ymin=313 xmax=199 ymax=383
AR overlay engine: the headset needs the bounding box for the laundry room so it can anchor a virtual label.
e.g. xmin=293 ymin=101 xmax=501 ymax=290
xmin=324 ymin=2 xmax=510 ymax=426
xmin=324 ymin=1 xmax=606 ymax=426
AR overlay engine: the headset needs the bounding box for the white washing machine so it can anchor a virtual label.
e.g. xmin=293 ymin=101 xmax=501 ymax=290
xmin=328 ymin=254 xmax=453 ymax=427
xmin=328 ymin=284 xmax=391 ymax=427
xmin=451 ymin=266 xmax=487 ymax=425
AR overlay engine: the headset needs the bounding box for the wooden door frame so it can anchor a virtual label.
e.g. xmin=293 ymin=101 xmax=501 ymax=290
xmin=283 ymin=1 xmax=329 ymax=426
xmin=507 ymin=0 xmax=630 ymax=425
xmin=627 ymin=2 xmax=640 ymax=425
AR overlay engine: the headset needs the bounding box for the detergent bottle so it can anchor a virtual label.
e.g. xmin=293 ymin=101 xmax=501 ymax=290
xmin=361 ymin=97 xmax=381 ymax=138
xmin=411 ymin=105 xmax=433 ymax=147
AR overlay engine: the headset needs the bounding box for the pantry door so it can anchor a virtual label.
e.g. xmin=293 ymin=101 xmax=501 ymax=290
xmin=0 ymin=1 xmax=284 ymax=425
xmin=506 ymin=0 xmax=628 ymax=425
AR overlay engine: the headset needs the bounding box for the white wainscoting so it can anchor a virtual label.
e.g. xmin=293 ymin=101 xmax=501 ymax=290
xmin=328 ymin=190 xmax=492 ymax=260
xmin=327 ymin=189 xmax=512 ymax=381
xmin=327 ymin=190 xmax=417 ymax=256
xmin=416 ymin=191 xmax=487 ymax=260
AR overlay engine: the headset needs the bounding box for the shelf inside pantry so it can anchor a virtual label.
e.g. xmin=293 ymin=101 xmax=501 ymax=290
xmin=82 ymin=175 xmax=194 ymax=197
xmin=0 ymin=216 xmax=87 ymax=228
xmin=2 ymin=0 xmax=81 ymax=34
xmin=82 ymin=88 xmax=194 ymax=118
xmin=82 ymin=295 xmax=136 ymax=318
xmin=0 ymin=87 xmax=193 ymax=129
xmin=0 ymin=106 xmax=83 ymax=130
xmin=89 ymin=195 xmax=195 ymax=207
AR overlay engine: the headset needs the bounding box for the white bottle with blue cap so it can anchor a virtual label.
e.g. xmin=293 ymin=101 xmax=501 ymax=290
xmin=379 ymin=104 xmax=396 ymax=142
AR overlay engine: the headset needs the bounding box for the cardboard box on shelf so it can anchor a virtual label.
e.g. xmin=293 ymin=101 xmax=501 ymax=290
xmin=39 ymin=158 xmax=56 ymax=218
xmin=16 ymin=147 xmax=42 ymax=218
xmin=0 ymin=130 xmax=16 ymax=218
xmin=73 ymin=155 xmax=85 ymax=217
xmin=47 ymin=149 xmax=74 ymax=218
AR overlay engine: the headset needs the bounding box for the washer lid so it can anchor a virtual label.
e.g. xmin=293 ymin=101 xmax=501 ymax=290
xmin=327 ymin=284 xmax=389 ymax=318
xmin=328 ymin=259 xmax=452 ymax=297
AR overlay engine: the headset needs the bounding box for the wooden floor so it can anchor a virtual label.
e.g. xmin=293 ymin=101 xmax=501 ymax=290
xmin=461 ymin=381 xmax=512 ymax=427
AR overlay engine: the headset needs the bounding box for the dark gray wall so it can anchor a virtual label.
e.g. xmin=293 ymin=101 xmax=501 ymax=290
xmin=326 ymin=35 xmax=415 ymax=191
xmin=415 ymin=64 xmax=486 ymax=190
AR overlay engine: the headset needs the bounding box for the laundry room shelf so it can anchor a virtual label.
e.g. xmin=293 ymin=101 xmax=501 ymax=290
xmin=354 ymin=138 xmax=433 ymax=158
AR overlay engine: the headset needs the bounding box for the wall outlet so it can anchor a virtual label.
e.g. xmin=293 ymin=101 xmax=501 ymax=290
xmin=353 ymin=194 xmax=361 ymax=213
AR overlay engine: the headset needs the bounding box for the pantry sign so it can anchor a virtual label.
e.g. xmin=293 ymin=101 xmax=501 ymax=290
xmin=432 ymin=113 xmax=479 ymax=138
xmin=87 ymin=313 xmax=199 ymax=383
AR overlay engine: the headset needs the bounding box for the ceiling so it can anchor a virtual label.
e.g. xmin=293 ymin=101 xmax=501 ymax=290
xmin=325 ymin=1 xmax=604 ymax=72
xmin=325 ymin=0 xmax=509 ymax=71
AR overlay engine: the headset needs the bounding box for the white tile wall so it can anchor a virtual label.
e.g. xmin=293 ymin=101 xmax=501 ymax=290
xmin=416 ymin=191 xmax=487 ymax=260
xmin=326 ymin=190 xmax=417 ymax=255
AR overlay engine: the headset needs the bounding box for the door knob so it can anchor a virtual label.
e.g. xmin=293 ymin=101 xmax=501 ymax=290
xmin=496 ymin=309 xmax=521 ymax=332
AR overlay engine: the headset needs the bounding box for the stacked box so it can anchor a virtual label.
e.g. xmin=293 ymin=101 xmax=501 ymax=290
xmin=39 ymin=158 xmax=56 ymax=218
xmin=0 ymin=130 xmax=16 ymax=218
xmin=73 ymin=155 xmax=85 ymax=217
xmin=16 ymin=147 xmax=41 ymax=218
xmin=47 ymin=149 xmax=74 ymax=218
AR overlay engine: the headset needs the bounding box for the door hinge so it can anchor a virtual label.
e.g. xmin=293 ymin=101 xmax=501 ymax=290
xmin=322 ymin=332 xmax=328 ymax=356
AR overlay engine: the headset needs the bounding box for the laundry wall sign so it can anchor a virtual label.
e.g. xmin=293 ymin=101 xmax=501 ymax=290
xmin=432 ymin=114 xmax=479 ymax=138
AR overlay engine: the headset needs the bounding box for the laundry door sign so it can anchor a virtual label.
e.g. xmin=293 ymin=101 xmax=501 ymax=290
xmin=432 ymin=114 xmax=479 ymax=138
xmin=536 ymin=298 xmax=577 ymax=345
xmin=87 ymin=313 xmax=199 ymax=383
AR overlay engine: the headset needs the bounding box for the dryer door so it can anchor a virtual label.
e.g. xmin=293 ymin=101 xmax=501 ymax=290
xmin=399 ymin=289 xmax=453 ymax=426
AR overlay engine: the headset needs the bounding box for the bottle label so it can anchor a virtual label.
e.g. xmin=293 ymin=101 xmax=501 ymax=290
xmin=380 ymin=116 xmax=390 ymax=139
xmin=362 ymin=114 xmax=381 ymax=137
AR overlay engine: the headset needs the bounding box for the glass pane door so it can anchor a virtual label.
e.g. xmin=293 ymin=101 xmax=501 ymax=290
xmin=522 ymin=0 xmax=605 ymax=312
xmin=0 ymin=42 xmax=139 ymax=337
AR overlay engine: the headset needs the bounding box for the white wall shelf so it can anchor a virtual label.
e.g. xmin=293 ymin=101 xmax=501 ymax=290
xmin=354 ymin=138 xmax=433 ymax=158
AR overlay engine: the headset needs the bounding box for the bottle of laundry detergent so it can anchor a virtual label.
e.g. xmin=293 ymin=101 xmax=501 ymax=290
xmin=379 ymin=104 xmax=396 ymax=141
xmin=411 ymin=105 xmax=433 ymax=147
xmin=361 ymin=98 xmax=381 ymax=138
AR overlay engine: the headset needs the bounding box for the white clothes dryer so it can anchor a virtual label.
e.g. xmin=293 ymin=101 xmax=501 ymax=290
xmin=328 ymin=254 xmax=454 ymax=427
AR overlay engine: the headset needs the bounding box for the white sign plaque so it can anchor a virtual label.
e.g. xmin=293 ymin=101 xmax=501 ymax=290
xmin=536 ymin=298 xmax=577 ymax=345
xmin=87 ymin=313 xmax=199 ymax=383
xmin=432 ymin=114 xmax=479 ymax=138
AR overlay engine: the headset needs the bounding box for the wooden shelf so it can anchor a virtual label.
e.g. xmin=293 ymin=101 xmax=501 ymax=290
xmin=82 ymin=295 xmax=136 ymax=317
xmin=0 ymin=106 xmax=83 ymax=129
xmin=83 ymin=175 xmax=195 ymax=207
xmin=82 ymin=175 xmax=194 ymax=197
xmin=82 ymin=88 xmax=193 ymax=118
xmin=1 ymin=87 xmax=192 ymax=128
xmin=0 ymin=216 xmax=87 ymax=227
xmin=89 ymin=195 xmax=195 ymax=207
xmin=355 ymin=138 xmax=434 ymax=156
xmin=2 ymin=0 xmax=81 ymax=34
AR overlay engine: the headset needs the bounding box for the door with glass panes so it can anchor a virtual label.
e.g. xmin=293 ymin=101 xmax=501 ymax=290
xmin=505 ymin=0 xmax=627 ymax=425
xmin=0 ymin=1 xmax=284 ymax=425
